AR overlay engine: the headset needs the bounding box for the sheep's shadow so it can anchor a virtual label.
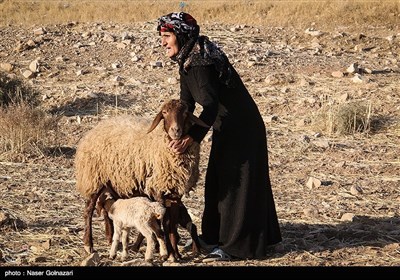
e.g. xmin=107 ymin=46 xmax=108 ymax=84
xmin=274 ymin=215 xmax=400 ymax=257
xmin=42 ymin=146 xmax=76 ymax=159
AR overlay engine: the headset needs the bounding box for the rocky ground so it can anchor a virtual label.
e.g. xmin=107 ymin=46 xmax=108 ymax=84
xmin=0 ymin=21 xmax=399 ymax=267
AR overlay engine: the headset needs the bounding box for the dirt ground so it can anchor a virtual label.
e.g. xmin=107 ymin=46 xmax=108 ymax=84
xmin=0 ymin=21 xmax=399 ymax=268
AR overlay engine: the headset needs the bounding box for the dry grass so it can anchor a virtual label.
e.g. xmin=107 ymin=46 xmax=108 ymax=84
xmin=0 ymin=102 xmax=60 ymax=161
xmin=1 ymin=0 xmax=399 ymax=30
xmin=312 ymin=100 xmax=372 ymax=136
xmin=0 ymin=72 xmax=40 ymax=107
xmin=0 ymin=73 xmax=61 ymax=161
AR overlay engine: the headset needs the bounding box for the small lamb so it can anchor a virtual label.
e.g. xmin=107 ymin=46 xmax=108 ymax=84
xmin=97 ymin=189 xmax=168 ymax=262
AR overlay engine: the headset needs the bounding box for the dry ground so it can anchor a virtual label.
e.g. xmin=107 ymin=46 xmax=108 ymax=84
xmin=0 ymin=20 xmax=399 ymax=268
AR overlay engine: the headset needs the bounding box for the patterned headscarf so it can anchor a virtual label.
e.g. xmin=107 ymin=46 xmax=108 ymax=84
xmin=157 ymin=12 xmax=199 ymax=47
xmin=157 ymin=12 xmax=234 ymax=88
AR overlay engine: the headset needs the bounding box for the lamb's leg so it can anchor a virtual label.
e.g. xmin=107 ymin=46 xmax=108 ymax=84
xmin=120 ymin=228 xmax=130 ymax=261
xmin=110 ymin=225 xmax=121 ymax=259
xmin=179 ymin=204 xmax=201 ymax=255
xmin=149 ymin=217 xmax=168 ymax=260
xmin=103 ymin=210 xmax=114 ymax=244
xmin=83 ymin=193 xmax=100 ymax=254
xmin=139 ymin=227 xmax=155 ymax=262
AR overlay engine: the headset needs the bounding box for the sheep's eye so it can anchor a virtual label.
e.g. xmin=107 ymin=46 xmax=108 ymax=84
xmin=162 ymin=110 xmax=167 ymax=115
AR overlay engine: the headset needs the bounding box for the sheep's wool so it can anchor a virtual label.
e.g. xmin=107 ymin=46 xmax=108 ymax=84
xmin=75 ymin=115 xmax=200 ymax=200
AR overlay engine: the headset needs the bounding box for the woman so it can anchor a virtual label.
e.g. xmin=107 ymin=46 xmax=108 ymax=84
xmin=157 ymin=12 xmax=282 ymax=261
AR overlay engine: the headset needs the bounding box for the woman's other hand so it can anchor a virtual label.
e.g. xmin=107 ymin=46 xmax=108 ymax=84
xmin=169 ymin=135 xmax=194 ymax=154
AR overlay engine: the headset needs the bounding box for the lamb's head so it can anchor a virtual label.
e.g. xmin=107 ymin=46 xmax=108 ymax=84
xmin=151 ymin=201 xmax=166 ymax=220
xmin=147 ymin=99 xmax=209 ymax=140
xmin=96 ymin=190 xmax=115 ymax=216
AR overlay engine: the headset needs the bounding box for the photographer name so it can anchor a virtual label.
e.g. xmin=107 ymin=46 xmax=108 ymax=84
xmin=5 ymin=269 xmax=73 ymax=277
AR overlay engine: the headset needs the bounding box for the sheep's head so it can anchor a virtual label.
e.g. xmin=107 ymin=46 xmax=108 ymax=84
xmin=147 ymin=99 xmax=209 ymax=140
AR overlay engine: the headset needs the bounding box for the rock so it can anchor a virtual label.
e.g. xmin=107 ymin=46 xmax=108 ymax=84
xmin=331 ymin=71 xmax=344 ymax=78
xmin=340 ymin=213 xmax=355 ymax=222
xmin=22 ymin=70 xmax=34 ymax=79
xmin=350 ymin=185 xmax=363 ymax=195
xmin=81 ymin=252 xmax=100 ymax=266
xmin=306 ymin=177 xmax=321 ymax=189
xmin=303 ymin=207 xmax=319 ymax=218
xmin=0 ymin=62 xmax=13 ymax=72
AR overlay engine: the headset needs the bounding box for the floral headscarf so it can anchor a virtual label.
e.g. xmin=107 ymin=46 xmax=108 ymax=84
xmin=157 ymin=12 xmax=199 ymax=39
xmin=157 ymin=12 xmax=234 ymax=88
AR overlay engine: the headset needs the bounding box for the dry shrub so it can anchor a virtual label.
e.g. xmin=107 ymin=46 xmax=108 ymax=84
xmin=0 ymin=102 xmax=60 ymax=161
xmin=0 ymin=0 xmax=398 ymax=29
xmin=312 ymin=100 xmax=372 ymax=136
xmin=0 ymin=73 xmax=60 ymax=161
xmin=0 ymin=72 xmax=40 ymax=107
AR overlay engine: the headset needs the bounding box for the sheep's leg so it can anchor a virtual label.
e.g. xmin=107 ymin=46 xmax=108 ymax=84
xmin=179 ymin=204 xmax=201 ymax=255
xmin=131 ymin=233 xmax=144 ymax=252
xmin=166 ymin=202 xmax=181 ymax=261
xmin=83 ymin=193 xmax=100 ymax=254
xmin=120 ymin=228 xmax=130 ymax=261
xmin=110 ymin=225 xmax=121 ymax=259
xmin=162 ymin=207 xmax=176 ymax=262
xmin=149 ymin=217 xmax=168 ymax=260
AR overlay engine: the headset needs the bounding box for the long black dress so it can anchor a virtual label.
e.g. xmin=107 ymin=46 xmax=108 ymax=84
xmin=180 ymin=62 xmax=282 ymax=259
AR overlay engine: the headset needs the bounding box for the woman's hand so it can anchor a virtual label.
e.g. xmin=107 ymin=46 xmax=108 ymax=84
xmin=169 ymin=135 xmax=194 ymax=154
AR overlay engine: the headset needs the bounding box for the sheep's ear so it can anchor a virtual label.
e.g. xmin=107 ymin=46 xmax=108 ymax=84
xmin=147 ymin=111 xmax=163 ymax=133
xmin=188 ymin=112 xmax=209 ymax=128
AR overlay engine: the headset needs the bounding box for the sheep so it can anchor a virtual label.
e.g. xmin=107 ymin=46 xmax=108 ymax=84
xmin=75 ymin=99 xmax=207 ymax=261
xmin=96 ymin=188 xmax=168 ymax=262
xmin=131 ymin=202 xmax=202 ymax=258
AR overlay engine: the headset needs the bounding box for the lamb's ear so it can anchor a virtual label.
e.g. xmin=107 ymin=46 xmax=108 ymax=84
xmin=147 ymin=111 xmax=163 ymax=133
xmin=188 ymin=112 xmax=209 ymax=128
xmin=95 ymin=196 xmax=103 ymax=216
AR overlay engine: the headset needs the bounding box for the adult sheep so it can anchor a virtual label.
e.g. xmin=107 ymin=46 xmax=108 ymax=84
xmin=75 ymin=99 xmax=208 ymax=261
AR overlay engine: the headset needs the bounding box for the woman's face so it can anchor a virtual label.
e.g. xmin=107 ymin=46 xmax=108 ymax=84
xmin=160 ymin=31 xmax=179 ymax=58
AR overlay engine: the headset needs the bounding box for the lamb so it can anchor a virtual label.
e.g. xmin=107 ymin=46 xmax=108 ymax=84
xmin=75 ymin=99 xmax=208 ymax=261
xmin=96 ymin=188 xmax=168 ymax=262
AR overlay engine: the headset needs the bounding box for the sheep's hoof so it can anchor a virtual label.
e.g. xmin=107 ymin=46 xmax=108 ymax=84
xmin=167 ymin=254 xmax=177 ymax=262
xmin=121 ymin=253 xmax=129 ymax=261
xmin=192 ymin=249 xmax=200 ymax=257
xmin=109 ymin=254 xmax=116 ymax=260
xmin=145 ymin=258 xmax=153 ymax=263
xmin=84 ymin=245 xmax=93 ymax=254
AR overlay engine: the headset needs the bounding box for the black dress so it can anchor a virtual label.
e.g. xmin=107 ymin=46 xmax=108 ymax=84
xmin=180 ymin=62 xmax=282 ymax=259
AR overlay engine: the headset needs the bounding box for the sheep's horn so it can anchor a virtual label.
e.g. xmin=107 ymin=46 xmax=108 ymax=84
xmin=188 ymin=112 xmax=210 ymax=128
xmin=147 ymin=111 xmax=163 ymax=133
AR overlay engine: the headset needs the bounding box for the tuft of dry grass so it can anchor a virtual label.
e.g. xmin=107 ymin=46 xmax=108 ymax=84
xmin=0 ymin=72 xmax=40 ymax=107
xmin=0 ymin=102 xmax=60 ymax=161
xmin=311 ymin=100 xmax=372 ymax=136
xmin=0 ymin=0 xmax=398 ymax=30
xmin=0 ymin=73 xmax=61 ymax=161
